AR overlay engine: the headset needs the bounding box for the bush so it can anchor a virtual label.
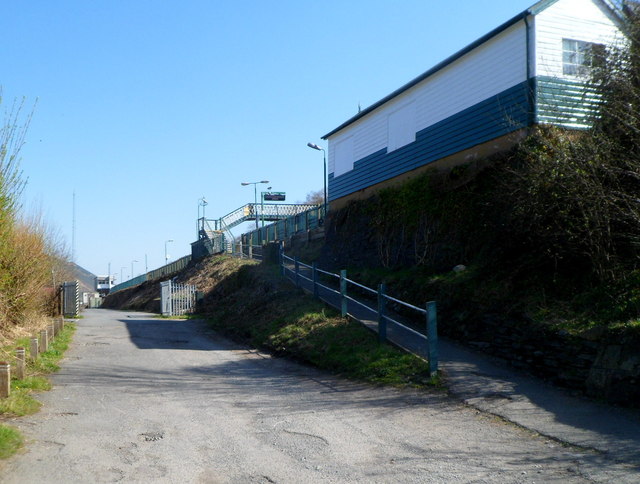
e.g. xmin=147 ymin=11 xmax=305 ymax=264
xmin=0 ymin=94 xmax=67 ymax=341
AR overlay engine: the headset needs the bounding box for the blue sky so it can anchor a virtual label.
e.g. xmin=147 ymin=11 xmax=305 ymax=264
xmin=1 ymin=0 xmax=534 ymax=280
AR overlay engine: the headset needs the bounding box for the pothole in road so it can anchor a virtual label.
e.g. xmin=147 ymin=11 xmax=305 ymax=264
xmin=139 ymin=431 xmax=164 ymax=442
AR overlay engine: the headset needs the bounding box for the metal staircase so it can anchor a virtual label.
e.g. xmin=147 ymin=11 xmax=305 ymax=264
xmin=213 ymin=203 xmax=318 ymax=231
xmin=197 ymin=203 xmax=319 ymax=255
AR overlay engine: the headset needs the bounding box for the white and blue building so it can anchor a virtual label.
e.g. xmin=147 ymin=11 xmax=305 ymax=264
xmin=322 ymin=0 xmax=624 ymax=208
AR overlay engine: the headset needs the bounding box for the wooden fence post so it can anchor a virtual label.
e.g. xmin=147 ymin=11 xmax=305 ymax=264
xmin=340 ymin=270 xmax=348 ymax=317
xmin=15 ymin=347 xmax=25 ymax=380
xmin=294 ymin=257 xmax=300 ymax=287
xmin=426 ymin=301 xmax=439 ymax=377
xmin=378 ymin=283 xmax=387 ymax=343
xmin=0 ymin=362 xmax=10 ymax=398
xmin=30 ymin=338 xmax=39 ymax=362
xmin=39 ymin=329 xmax=48 ymax=353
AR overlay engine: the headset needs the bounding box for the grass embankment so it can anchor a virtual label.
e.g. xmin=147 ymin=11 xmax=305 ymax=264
xmin=0 ymin=322 xmax=76 ymax=459
xmin=194 ymin=256 xmax=434 ymax=387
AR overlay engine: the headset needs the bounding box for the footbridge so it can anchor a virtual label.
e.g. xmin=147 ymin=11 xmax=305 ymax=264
xmin=195 ymin=202 xmax=318 ymax=255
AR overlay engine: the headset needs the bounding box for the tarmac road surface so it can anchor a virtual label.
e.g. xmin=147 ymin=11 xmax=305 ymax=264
xmin=2 ymin=309 xmax=639 ymax=483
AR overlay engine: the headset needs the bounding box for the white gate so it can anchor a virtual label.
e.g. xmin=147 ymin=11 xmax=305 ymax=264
xmin=160 ymin=280 xmax=197 ymax=316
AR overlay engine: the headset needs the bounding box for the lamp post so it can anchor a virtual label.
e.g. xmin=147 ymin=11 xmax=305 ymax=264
xmin=260 ymin=186 xmax=273 ymax=228
xmin=131 ymin=260 xmax=138 ymax=280
xmin=307 ymin=142 xmax=327 ymax=217
xmin=165 ymin=239 xmax=174 ymax=264
xmin=241 ymin=180 xmax=269 ymax=229
xmin=197 ymin=196 xmax=208 ymax=237
xmin=120 ymin=267 xmax=126 ymax=283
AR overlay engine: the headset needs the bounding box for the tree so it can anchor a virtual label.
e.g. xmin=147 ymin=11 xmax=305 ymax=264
xmin=304 ymin=189 xmax=324 ymax=205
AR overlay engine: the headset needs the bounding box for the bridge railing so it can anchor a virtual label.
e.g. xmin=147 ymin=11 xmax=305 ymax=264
xmin=240 ymin=204 xmax=325 ymax=247
xmin=213 ymin=203 xmax=319 ymax=232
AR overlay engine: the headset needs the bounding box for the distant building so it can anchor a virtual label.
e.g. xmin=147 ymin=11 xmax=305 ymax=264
xmin=95 ymin=275 xmax=115 ymax=295
xmin=322 ymin=0 xmax=624 ymax=208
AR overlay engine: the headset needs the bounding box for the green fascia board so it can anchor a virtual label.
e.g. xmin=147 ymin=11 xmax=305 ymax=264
xmin=322 ymin=0 xmax=621 ymax=140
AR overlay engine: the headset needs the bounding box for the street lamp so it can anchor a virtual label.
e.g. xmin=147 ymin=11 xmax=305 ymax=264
xmin=241 ymin=180 xmax=269 ymax=228
xmin=307 ymin=142 xmax=327 ymax=217
xmin=165 ymin=239 xmax=174 ymax=264
xmin=197 ymin=197 xmax=208 ymax=237
xmin=120 ymin=267 xmax=126 ymax=283
xmin=131 ymin=260 xmax=138 ymax=280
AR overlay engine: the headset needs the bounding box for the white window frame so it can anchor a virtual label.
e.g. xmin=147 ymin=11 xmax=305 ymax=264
xmin=562 ymin=38 xmax=605 ymax=77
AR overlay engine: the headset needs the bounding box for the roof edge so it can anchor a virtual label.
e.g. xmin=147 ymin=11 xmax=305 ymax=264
xmin=321 ymin=0 xmax=624 ymax=140
xmin=321 ymin=9 xmax=533 ymax=139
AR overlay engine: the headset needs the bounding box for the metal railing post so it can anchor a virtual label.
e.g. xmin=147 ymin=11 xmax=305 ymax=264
xmin=312 ymin=262 xmax=318 ymax=298
xmin=378 ymin=283 xmax=387 ymax=343
xmin=426 ymin=301 xmax=439 ymax=377
xmin=294 ymin=257 xmax=300 ymax=287
xmin=340 ymin=270 xmax=348 ymax=317
xmin=280 ymin=244 xmax=285 ymax=276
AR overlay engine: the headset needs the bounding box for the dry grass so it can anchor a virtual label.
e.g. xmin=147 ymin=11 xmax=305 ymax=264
xmin=0 ymin=219 xmax=68 ymax=343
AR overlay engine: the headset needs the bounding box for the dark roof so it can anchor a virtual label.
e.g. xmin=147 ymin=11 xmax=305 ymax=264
xmin=322 ymin=0 xmax=619 ymax=139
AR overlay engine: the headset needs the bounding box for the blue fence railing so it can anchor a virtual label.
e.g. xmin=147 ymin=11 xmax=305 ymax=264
xmin=279 ymin=249 xmax=438 ymax=377
xmin=110 ymin=274 xmax=147 ymax=294
xmin=240 ymin=204 xmax=325 ymax=247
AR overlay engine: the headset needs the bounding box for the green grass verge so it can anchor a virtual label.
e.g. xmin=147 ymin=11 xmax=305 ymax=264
xmin=0 ymin=387 xmax=42 ymax=416
xmin=267 ymin=309 xmax=434 ymax=386
xmin=0 ymin=322 xmax=76 ymax=459
xmin=0 ymin=424 xmax=23 ymax=459
xmin=201 ymin=259 xmax=436 ymax=388
xmin=29 ymin=323 xmax=76 ymax=374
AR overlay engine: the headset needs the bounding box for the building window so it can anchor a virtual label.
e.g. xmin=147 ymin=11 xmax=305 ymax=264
xmin=563 ymin=39 xmax=605 ymax=76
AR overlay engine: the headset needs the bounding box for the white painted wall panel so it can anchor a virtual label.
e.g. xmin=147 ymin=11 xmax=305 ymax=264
xmin=414 ymin=22 xmax=527 ymax=131
xmin=328 ymin=21 xmax=527 ymax=176
xmin=388 ymin=102 xmax=416 ymax=152
xmin=333 ymin=136 xmax=354 ymax=177
xmin=536 ymin=0 xmax=622 ymax=78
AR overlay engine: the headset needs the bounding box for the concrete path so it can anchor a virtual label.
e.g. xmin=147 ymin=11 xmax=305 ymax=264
xmin=286 ymin=265 xmax=640 ymax=473
xmin=440 ymin=339 xmax=640 ymax=464
xmin=3 ymin=309 xmax=638 ymax=482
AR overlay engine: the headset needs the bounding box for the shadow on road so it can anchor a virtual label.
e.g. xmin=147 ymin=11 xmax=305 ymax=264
xmin=121 ymin=317 xmax=244 ymax=351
